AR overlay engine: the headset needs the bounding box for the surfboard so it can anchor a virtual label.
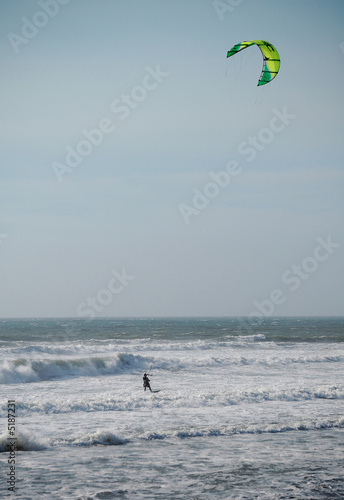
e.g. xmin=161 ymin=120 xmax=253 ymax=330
xmin=151 ymin=390 xmax=161 ymax=393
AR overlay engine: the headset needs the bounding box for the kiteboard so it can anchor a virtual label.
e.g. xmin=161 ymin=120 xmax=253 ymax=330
xmin=151 ymin=390 xmax=161 ymax=393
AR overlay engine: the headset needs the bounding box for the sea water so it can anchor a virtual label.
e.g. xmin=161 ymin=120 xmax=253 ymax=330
xmin=0 ymin=317 xmax=344 ymax=499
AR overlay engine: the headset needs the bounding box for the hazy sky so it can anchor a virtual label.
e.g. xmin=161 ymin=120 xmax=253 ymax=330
xmin=1 ymin=0 xmax=344 ymax=318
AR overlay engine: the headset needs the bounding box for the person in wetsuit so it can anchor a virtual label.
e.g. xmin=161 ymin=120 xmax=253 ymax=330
xmin=143 ymin=373 xmax=152 ymax=392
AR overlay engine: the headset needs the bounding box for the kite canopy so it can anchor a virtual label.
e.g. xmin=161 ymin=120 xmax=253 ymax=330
xmin=227 ymin=40 xmax=280 ymax=86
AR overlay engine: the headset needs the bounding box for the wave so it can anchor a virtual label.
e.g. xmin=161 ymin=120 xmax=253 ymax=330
xmin=0 ymin=429 xmax=128 ymax=453
xmin=5 ymin=384 xmax=344 ymax=416
xmin=0 ymin=430 xmax=46 ymax=452
xmin=1 ymin=416 xmax=343 ymax=454
xmin=1 ymin=346 xmax=343 ymax=384
xmin=0 ymin=340 xmax=138 ymax=357
xmin=57 ymin=429 xmax=129 ymax=447
xmin=140 ymin=416 xmax=344 ymax=441
xmin=0 ymin=338 xmax=260 ymax=358
xmin=0 ymin=352 xmax=155 ymax=384
xmin=193 ymin=385 xmax=344 ymax=406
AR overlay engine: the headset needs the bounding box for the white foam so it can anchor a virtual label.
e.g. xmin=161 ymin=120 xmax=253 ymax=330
xmin=9 ymin=383 xmax=344 ymax=417
xmin=0 ymin=352 xmax=155 ymax=384
xmin=2 ymin=337 xmax=343 ymax=387
xmin=60 ymin=429 xmax=128 ymax=447
xmin=138 ymin=416 xmax=344 ymax=441
xmin=0 ymin=430 xmax=47 ymax=452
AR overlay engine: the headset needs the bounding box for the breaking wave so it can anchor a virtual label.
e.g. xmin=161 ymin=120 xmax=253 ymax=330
xmin=5 ymin=384 xmax=344 ymax=416
xmin=58 ymin=429 xmax=129 ymax=447
xmin=0 ymin=353 xmax=154 ymax=384
xmin=1 ymin=347 xmax=343 ymax=384
xmin=140 ymin=416 xmax=344 ymax=441
xmin=1 ymin=417 xmax=343 ymax=453
xmin=0 ymin=430 xmax=46 ymax=452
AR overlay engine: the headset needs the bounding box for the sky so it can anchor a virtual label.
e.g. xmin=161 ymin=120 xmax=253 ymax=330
xmin=1 ymin=0 xmax=344 ymax=318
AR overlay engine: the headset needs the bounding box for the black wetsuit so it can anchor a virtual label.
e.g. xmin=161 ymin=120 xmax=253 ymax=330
xmin=143 ymin=374 xmax=152 ymax=392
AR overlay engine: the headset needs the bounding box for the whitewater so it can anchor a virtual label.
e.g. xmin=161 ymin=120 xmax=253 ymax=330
xmin=1 ymin=317 xmax=344 ymax=499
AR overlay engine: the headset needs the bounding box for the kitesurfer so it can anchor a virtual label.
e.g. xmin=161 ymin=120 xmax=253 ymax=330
xmin=143 ymin=373 xmax=152 ymax=392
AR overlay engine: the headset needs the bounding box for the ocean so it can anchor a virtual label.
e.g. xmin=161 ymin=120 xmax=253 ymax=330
xmin=1 ymin=317 xmax=344 ymax=499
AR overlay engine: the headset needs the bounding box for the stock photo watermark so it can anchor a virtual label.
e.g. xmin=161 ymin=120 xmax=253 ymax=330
xmin=213 ymin=0 xmax=244 ymax=21
xmin=7 ymin=0 xmax=72 ymax=54
xmin=52 ymin=65 xmax=169 ymax=183
xmin=0 ymin=233 xmax=9 ymax=245
xmin=6 ymin=400 xmax=16 ymax=493
xmin=76 ymin=267 xmax=134 ymax=320
xmin=179 ymin=106 xmax=296 ymax=224
xmin=238 ymin=235 xmax=340 ymax=333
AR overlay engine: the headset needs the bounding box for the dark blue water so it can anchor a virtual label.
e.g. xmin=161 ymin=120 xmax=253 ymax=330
xmin=0 ymin=317 xmax=343 ymax=343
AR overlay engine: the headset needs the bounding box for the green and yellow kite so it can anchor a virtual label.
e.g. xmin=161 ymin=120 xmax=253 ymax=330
xmin=227 ymin=40 xmax=280 ymax=86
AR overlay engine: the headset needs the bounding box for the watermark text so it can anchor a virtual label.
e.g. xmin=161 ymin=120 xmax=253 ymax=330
xmin=52 ymin=65 xmax=169 ymax=183
xmin=179 ymin=106 xmax=296 ymax=224
xmin=7 ymin=0 xmax=72 ymax=54
xmin=76 ymin=267 xmax=134 ymax=319
xmin=213 ymin=0 xmax=244 ymax=21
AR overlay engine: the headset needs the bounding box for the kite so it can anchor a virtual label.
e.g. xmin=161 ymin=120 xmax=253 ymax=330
xmin=227 ymin=40 xmax=280 ymax=86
